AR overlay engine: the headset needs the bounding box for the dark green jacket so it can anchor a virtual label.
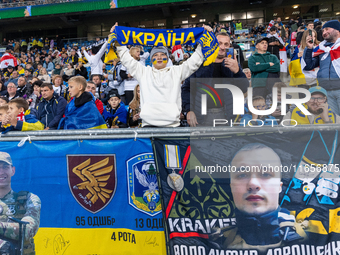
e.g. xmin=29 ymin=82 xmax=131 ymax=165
xmin=248 ymin=52 xmax=280 ymax=88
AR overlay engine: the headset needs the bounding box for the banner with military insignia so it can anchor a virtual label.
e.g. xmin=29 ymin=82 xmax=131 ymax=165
xmin=0 ymin=138 xmax=165 ymax=255
xmin=152 ymin=129 xmax=340 ymax=255
xmin=108 ymin=26 xmax=219 ymax=66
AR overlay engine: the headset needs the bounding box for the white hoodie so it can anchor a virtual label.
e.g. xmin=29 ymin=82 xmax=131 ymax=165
xmin=117 ymin=45 xmax=203 ymax=127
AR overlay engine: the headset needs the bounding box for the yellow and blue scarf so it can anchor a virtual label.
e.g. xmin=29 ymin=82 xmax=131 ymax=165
xmin=106 ymin=26 xmax=219 ymax=66
xmin=291 ymin=103 xmax=336 ymax=125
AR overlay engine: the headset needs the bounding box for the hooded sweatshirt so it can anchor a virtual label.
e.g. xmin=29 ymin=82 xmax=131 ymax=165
xmin=116 ymin=44 xmax=203 ymax=127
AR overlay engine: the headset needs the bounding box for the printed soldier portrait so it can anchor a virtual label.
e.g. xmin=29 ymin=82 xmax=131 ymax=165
xmin=211 ymin=143 xmax=307 ymax=251
xmin=0 ymin=152 xmax=41 ymax=254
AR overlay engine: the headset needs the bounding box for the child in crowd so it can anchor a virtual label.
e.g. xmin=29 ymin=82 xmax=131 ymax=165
xmin=103 ymin=89 xmax=128 ymax=128
xmin=266 ymin=82 xmax=293 ymax=124
xmin=1 ymin=98 xmax=44 ymax=132
xmin=0 ymin=105 xmax=9 ymax=133
xmin=0 ymin=105 xmax=8 ymax=123
xmin=58 ymin=76 xmax=107 ymax=129
xmin=240 ymin=96 xmax=278 ymax=126
xmin=112 ymin=22 xmax=210 ymax=127
xmin=0 ymin=96 xmax=8 ymax=106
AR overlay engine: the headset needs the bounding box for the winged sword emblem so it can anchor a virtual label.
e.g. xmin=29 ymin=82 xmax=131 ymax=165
xmin=72 ymin=157 xmax=113 ymax=204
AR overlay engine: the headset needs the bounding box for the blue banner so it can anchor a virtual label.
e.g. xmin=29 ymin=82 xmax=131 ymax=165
xmin=0 ymin=138 xmax=166 ymax=254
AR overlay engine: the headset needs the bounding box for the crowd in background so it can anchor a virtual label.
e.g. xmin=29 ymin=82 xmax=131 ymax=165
xmin=0 ymin=17 xmax=339 ymax=132
xmin=0 ymin=0 xmax=81 ymax=8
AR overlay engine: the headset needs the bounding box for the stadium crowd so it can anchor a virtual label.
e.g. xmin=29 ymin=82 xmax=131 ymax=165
xmin=0 ymin=0 xmax=81 ymax=8
xmin=0 ymin=17 xmax=339 ymax=132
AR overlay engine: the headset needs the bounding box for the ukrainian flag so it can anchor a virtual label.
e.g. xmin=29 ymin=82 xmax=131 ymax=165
xmin=32 ymin=38 xmax=38 ymax=46
xmin=58 ymin=98 xmax=107 ymax=130
xmin=289 ymin=46 xmax=306 ymax=86
xmin=289 ymin=46 xmax=319 ymax=86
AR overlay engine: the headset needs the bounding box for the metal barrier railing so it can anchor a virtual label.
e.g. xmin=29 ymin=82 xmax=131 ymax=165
xmin=0 ymin=125 xmax=339 ymax=141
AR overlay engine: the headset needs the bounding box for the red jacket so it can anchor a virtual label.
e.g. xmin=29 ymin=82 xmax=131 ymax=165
xmin=95 ymin=98 xmax=104 ymax=114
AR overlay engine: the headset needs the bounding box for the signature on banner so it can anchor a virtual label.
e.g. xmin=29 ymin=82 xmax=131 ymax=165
xmin=53 ymin=234 xmax=70 ymax=255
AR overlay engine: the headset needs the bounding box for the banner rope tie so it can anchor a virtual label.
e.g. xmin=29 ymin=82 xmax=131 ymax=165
xmin=17 ymin=135 xmax=31 ymax=147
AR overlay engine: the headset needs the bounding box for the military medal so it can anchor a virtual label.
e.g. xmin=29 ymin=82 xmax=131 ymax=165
xmin=167 ymin=170 xmax=184 ymax=192
xmin=164 ymin=145 xmax=184 ymax=192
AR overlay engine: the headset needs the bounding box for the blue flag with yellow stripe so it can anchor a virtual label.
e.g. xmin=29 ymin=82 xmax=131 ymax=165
xmin=58 ymin=98 xmax=107 ymax=130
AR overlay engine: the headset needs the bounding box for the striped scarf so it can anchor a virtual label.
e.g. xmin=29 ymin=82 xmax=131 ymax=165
xmin=313 ymin=38 xmax=340 ymax=77
xmin=291 ymin=103 xmax=336 ymax=125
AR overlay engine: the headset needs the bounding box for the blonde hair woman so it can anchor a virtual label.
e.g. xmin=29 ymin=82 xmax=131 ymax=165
xmin=298 ymin=29 xmax=320 ymax=57
xmin=128 ymin=84 xmax=141 ymax=127
xmin=37 ymin=67 xmax=51 ymax=83
xmin=292 ymin=29 xmax=320 ymax=96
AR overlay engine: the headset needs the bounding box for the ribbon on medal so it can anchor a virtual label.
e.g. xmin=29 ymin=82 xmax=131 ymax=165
xmin=164 ymin=144 xmax=184 ymax=192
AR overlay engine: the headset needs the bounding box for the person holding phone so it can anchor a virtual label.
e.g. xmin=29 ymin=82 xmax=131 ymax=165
xmin=283 ymin=86 xmax=340 ymax=125
xmin=181 ymin=32 xmax=248 ymax=127
xmin=291 ymin=29 xmax=320 ymax=98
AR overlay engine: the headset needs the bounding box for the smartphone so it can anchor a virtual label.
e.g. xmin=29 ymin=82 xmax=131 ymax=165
xmin=309 ymin=29 xmax=313 ymax=44
xmin=316 ymin=98 xmax=327 ymax=114
xmin=226 ymin=48 xmax=234 ymax=59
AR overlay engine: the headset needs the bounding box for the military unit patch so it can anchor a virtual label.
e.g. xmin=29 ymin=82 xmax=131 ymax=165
xmin=126 ymin=153 xmax=161 ymax=217
xmin=67 ymin=155 xmax=117 ymax=214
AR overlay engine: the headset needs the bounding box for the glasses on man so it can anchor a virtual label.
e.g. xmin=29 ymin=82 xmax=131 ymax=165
xmin=255 ymin=104 xmax=267 ymax=110
xmin=7 ymin=86 xmax=16 ymax=88
xmin=310 ymin=97 xmax=326 ymax=103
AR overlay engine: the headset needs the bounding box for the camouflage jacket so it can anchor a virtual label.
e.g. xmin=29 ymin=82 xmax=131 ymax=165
xmin=0 ymin=190 xmax=41 ymax=255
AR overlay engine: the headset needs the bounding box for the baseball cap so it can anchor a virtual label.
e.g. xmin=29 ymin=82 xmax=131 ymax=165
xmin=0 ymin=152 xmax=12 ymax=165
xmin=255 ymin=37 xmax=269 ymax=46
xmin=309 ymin=86 xmax=327 ymax=97
xmin=109 ymin=89 xmax=121 ymax=99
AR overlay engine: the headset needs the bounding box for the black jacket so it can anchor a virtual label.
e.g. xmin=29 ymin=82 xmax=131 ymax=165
xmin=75 ymin=66 xmax=88 ymax=80
xmin=267 ymin=36 xmax=283 ymax=61
xmin=181 ymin=61 xmax=248 ymax=122
xmin=36 ymin=93 xmax=67 ymax=129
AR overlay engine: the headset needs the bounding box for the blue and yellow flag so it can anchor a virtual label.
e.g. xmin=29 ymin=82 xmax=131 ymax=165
xmin=289 ymin=46 xmax=319 ymax=86
xmin=107 ymin=26 xmax=219 ymax=66
xmin=32 ymin=38 xmax=38 ymax=46
xmin=58 ymin=98 xmax=107 ymax=130
xmin=104 ymin=40 xmax=118 ymax=64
